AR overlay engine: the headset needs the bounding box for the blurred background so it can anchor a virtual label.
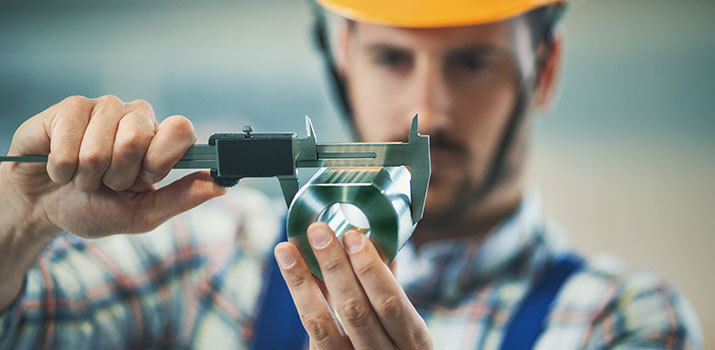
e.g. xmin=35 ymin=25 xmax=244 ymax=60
xmin=1 ymin=0 xmax=713 ymax=345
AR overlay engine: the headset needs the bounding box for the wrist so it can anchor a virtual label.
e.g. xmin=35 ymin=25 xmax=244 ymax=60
xmin=0 ymin=170 xmax=59 ymax=245
xmin=0 ymin=174 xmax=58 ymax=311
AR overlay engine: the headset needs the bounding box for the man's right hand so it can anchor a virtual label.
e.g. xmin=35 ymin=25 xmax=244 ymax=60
xmin=0 ymin=95 xmax=227 ymax=240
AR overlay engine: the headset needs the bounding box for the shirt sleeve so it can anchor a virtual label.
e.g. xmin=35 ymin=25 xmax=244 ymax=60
xmin=0 ymin=278 xmax=27 ymax=349
xmin=0 ymin=186 xmax=283 ymax=349
xmin=584 ymin=270 xmax=704 ymax=350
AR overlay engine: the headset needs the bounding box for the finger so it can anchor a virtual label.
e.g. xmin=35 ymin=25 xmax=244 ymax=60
xmin=9 ymin=109 xmax=52 ymax=157
xmin=73 ymin=96 xmax=124 ymax=192
xmin=6 ymin=116 xmax=52 ymax=178
xmin=102 ymin=108 xmax=157 ymax=191
xmin=46 ymin=96 xmax=93 ymax=184
xmin=130 ymin=171 xmax=226 ymax=232
xmin=342 ymin=231 xmax=432 ymax=349
xmin=307 ymin=223 xmax=393 ymax=349
xmin=274 ymin=242 xmax=351 ymax=349
xmin=140 ymin=114 xmax=196 ymax=184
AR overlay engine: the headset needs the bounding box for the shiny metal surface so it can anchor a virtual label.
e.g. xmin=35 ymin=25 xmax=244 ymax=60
xmin=286 ymin=166 xmax=414 ymax=279
xmin=291 ymin=115 xmax=430 ymax=224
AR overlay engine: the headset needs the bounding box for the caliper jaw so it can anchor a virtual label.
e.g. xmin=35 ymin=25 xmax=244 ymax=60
xmin=278 ymin=117 xmax=324 ymax=207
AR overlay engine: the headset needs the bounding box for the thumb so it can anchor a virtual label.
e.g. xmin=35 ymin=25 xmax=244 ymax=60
xmin=133 ymin=171 xmax=227 ymax=232
xmin=8 ymin=111 xmax=51 ymax=157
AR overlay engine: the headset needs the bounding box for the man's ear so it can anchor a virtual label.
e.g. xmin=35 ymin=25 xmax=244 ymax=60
xmin=334 ymin=20 xmax=353 ymax=78
xmin=532 ymin=31 xmax=563 ymax=111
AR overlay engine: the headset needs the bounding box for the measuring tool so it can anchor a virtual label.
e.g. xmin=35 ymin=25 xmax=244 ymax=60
xmin=1 ymin=115 xmax=431 ymax=224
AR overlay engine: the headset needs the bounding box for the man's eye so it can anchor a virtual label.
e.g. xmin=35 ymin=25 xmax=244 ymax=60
xmin=375 ymin=51 xmax=409 ymax=68
xmin=459 ymin=55 xmax=488 ymax=72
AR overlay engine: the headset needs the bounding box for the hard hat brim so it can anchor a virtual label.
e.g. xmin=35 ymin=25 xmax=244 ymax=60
xmin=316 ymin=0 xmax=565 ymax=28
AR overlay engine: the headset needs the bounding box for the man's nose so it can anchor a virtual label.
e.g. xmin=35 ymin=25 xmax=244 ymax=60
xmin=409 ymin=58 xmax=451 ymax=135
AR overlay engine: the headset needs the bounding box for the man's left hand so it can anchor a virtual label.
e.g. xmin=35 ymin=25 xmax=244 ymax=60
xmin=274 ymin=222 xmax=433 ymax=349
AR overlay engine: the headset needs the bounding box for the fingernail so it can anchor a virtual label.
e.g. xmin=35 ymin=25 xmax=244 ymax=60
xmin=275 ymin=246 xmax=296 ymax=269
xmin=343 ymin=231 xmax=363 ymax=253
xmin=308 ymin=226 xmax=332 ymax=249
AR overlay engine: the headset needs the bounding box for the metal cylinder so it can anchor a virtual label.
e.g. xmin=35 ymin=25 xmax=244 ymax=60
xmin=286 ymin=166 xmax=414 ymax=279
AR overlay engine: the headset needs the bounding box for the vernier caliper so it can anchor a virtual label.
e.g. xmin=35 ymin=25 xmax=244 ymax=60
xmin=0 ymin=116 xmax=431 ymax=224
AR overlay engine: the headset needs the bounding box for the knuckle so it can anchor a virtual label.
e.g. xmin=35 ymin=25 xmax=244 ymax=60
xmin=96 ymin=95 xmax=124 ymax=108
xmin=114 ymin=141 xmax=144 ymax=160
xmin=285 ymin=272 xmax=309 ymax=290
xmin=128 ymin=99 xmax=153 ymax=113
xmin=50 ymin=153 xmax=77 ymax=171
xmin=79 ymin=150 xmax=110 ymax=170
xmin=320 ymin=255 xmax=344 ymax=274
xmin=114 ymin=134 xmax=151 ymax=159
xmin=103 ymin=177 xmax=129 ymax=192
xmin=124 ymin=102 xmax=156 ymax=127
xmin=120 ymin=112 xmax=157 ymax=137
xmin=163 ymin=115 xmax=196 ymax=142
xmin=339 ymin=297 xmax=370 ymax=327
xmin=301 ymin=314 xmax=331 ymax=342
xmin=354 ymin=259 xmax=381 ymax=277
xmin=61 ymin=95 xmax=89 ymax=109
xmin=376 ymin=294 xmax=403 ymax=319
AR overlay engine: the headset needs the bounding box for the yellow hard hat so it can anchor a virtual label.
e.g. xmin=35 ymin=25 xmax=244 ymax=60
xmin=316 ymin=0 xmax=565 ymax=28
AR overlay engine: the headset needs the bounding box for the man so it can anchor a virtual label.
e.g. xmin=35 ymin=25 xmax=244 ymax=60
xmin=0 ymin=0 xmax=703 ymax=349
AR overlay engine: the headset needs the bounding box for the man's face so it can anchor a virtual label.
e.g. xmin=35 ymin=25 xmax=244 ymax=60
xmin=339 ymin=19 xmax=536 ymax=218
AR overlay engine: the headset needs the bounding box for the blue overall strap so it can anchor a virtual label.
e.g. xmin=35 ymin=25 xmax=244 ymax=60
xmin=500 ymin=253 xmax=586 ymax=350
xmin=252 ymin=223 xmax=308 ymax=350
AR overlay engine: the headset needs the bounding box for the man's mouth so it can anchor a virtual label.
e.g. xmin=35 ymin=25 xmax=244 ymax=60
xmin=430 ymin=149 xmax=467 ymax=173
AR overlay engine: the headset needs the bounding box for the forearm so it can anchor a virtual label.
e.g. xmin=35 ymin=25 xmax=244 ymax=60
xmin=0 ymin=183 xmax=57 ymax=312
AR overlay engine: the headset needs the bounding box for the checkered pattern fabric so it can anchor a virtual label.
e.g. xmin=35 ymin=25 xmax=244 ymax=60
xmin=397 ymin=196 xmax=703 ymax=349
xmin=0 ymin=189 xmax=703 ymax=349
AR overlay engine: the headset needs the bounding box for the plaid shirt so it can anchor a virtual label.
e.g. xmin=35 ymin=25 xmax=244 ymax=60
xmin=0 ymin=188 xmax=703 ymax=349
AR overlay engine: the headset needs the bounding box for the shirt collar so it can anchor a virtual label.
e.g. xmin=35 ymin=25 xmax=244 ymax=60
xmin=397 ymin=193 xmax=568 ymax=305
